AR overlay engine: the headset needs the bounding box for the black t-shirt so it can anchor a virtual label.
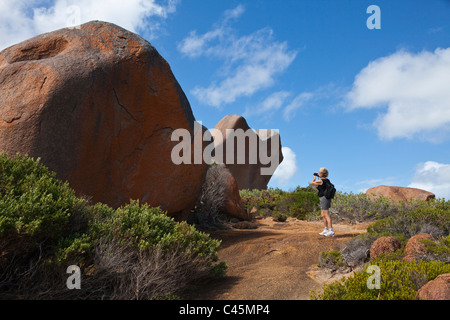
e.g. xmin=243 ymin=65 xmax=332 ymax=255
xmin=317 ymin=179 xmax=329 ymax=197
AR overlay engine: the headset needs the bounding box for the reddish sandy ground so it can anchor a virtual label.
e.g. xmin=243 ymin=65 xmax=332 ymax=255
xmin=190 ymin=217 xmax=370 ymax=300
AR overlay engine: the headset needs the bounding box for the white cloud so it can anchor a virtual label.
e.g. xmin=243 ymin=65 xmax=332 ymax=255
xmin=178 ymin=6 xmax=297 ymax=108
xmin=260 ymin=91 xmax=291 ymax=113
xmin=272 ymin=147 xmax=298 ymax=187
xmin=243 ymin=91 xmax=291 ymax=119
xmin=283 ymin=92 xmax=314 ymax=121
xmin=243 ymin=90 xmax=314 ymax=122
xmin=0 ymin=0 xmax=178 ymax=50
xmin=178 ymin=28 xmax=223 ymax=58
xmin=0 ymin=0 xmax=36 ymax=50
xmin=177 ymin=4 xmax=245 ymax=58
xmin=409 ymin=161 xmax=450 ymax=199
xmin=346 ymin=48 xmax=450 ymax=141
xmin=222 ymin=4 xmax=245 ymax=23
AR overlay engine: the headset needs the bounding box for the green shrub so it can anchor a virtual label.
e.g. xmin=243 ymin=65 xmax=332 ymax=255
xmin=240 ymin=186 xmax=320 ymax=220
xmin=0 ymin=153 xmax=91 ymax=298
xmin=274 ymin=186 xmax=320 ymax=220
xmin=371 ymin=247 xmax=406 ymax=263
xmin=239 ymin=189 xmax=265 ymax=200
xmin=314 ymin=192 xmax=450 ymax=300
xmin=91 ymin=200 xmax=226 ymax=275
xmin=84 ymin=201 xmax=227 ymax=299
xmin=329 ymin=192 xmax=401 ymax=223
xmin=340 ymin=233 xmax=378 ymax=267
xmin=0 ymin=152 xmax=88 ymax=242
xmin=0 ymin=152 xmax=89 ymax=271
xmin=415 ymin=235 xmax=450 ymax=263
xmin=64 ymin=202 xmax=227 ymax=299
xmin=0 ymin=153 xmax=226 ymax=299
xmin=319 ymin=250 xmax=348 ymax=270
xmin=55 ymin=233 xmax=93 ymax=266
xmin=311 ymin=260 xmax=450 ymax=300
xmin=368 ymin=207 xmax=450 ymax=239
xmin=240 ymin=188 xmax=281 ymax=212
xmin=330 ymin=203 xmax=450 ymax=270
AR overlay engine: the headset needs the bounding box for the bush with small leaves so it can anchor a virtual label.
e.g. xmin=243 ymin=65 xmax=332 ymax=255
xmin=190 ymin=164 xmax=228 ymax=228
xmin=0 ymin=153 xmax=89 ymax=245
xmin=368 ymin=207 xmax=450 ymax=239
xmin=329 ymin=192 xmax=400 ymax=224
xmin=239 ymin=185 xmax=320 ymax=220
xmin=311 ymin=260 xmax=450 ymax=300
xmin=340 ymin=233 xmax=378 ymax=267
xmin=415 ymin=235 xmax=450 ymax=263
xmin=318 ymin=250 xmax=348 ymax=271
xmin=0 ymin=153 xmax=226 ymax=299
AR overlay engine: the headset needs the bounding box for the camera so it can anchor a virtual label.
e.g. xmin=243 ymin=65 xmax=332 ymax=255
xmin=313 ymin=173 xmax=320 ymax=177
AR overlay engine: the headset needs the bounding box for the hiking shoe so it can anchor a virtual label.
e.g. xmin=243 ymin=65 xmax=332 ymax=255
xmin=324 ymin=230 xmax=335 ymax=237
xmin=319 ymin=229 xmax=328 ymax=236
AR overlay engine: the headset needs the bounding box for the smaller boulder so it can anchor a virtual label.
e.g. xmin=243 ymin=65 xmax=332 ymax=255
xmin=366 ymin=186 xmax=435 ymax=203
xmin=370 ymin=236 xmax=402 ymax=259
xmin=220 ymin=166 xmax=251 ymax=221
xmin=403 ymin=233 xmax=434 ymax=262
xmin=416 ymin=273 xmax=450 ymax=300
xmin=213 ymin=115 xmax=283 ymax=190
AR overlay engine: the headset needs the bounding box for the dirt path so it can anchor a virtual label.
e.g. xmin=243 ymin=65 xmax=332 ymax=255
xmin=190 ymin=217 xmax=370 ymax=300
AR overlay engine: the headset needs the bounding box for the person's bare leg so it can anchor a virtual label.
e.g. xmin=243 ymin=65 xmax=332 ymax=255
xmin=321 ymin=210 xmax=327 ymax=228
xmin=323 ymin=210 xmax=332 ymax=229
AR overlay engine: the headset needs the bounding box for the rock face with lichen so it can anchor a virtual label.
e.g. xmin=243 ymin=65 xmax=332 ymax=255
xmin=0 ymin=21 xmax=207 ymax=219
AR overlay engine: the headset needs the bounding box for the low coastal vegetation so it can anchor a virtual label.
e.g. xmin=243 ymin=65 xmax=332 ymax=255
xmin=0 ymin=153 xmax=226 ymax=299
xmin=240 ymin=186 xmax=320 ymax=221
xmin=312 ymin=196 xmax=450 ymax=300
xmin=240 ymin=185 xmax=450 ymax=300
xmin=311 ymin=259 xmax=450 ymax=300
xmin=2 ymin=153 xmax=448 ymax=300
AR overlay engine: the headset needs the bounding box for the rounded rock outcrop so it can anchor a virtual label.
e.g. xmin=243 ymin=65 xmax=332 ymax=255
xmin=403 ymin=233 xmax=434 ymax=262
xmin=0 ymin=21 xmax=206 ymax=219
xmin=366 ymin=186 xmax=435 ymax=203
xmin=416 ymin=273 xmax=450 ymax=300
xmin=213 ymin=114 xmax=283 ymax=190
xmin=370 ymin=236 xmax=402 ymax=259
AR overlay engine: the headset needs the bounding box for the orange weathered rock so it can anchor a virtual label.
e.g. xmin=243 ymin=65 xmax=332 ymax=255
xmin=366 ymin=185 xmax=435 ymax=203
xmin=416 ymin=273 xmax=450 ymax=300
xmin=219 ymin=166 xmax=251 ymax=221
xmin=403 ymin=233 xmax=434 ymax=262
xmin=213 ymin=114 xmax=283 ymax=190
xmin=0 ymin=21 xmax=207 ymax=219
xmin=370 ymin=236 xmax=402 ymax=259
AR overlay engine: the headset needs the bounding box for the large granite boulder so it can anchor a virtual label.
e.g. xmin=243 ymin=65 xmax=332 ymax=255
xmin=0 ymin=21 xmax=207 ymax=219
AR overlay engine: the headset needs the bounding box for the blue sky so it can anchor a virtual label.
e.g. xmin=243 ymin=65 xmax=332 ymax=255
xmin=1 ymin=0 xmax=450 ymax=198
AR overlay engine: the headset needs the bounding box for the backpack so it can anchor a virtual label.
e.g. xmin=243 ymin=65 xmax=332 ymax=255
xmin=323 ymin=179 xmax=336 ymax=200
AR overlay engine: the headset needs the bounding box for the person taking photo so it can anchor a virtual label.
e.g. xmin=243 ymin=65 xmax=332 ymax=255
xmin=311 ymin=167 xmax=334 ymax=237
